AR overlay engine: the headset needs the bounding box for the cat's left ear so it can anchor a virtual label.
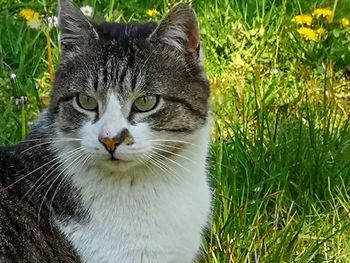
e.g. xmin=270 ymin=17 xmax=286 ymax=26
xmin=149 ymin=4 xmax=201 ymax=58
xmin=58 ymin=0 xmax=99 ymax=59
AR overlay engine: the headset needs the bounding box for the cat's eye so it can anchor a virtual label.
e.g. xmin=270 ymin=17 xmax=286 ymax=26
xmin=76 ymin=94 xmax=98 ymax=111
xmin=132 ymin=95 xmax=159 ymax=113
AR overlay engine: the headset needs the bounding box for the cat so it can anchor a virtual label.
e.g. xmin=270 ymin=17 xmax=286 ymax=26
xmin=0 ymin=0 xmax=211 ymax=262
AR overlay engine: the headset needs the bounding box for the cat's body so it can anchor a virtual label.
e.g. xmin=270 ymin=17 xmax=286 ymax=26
xmin=0 ymin=0 xmax=211 ymax=262
xmin=0 ymin=131 xmax=80 ymax=262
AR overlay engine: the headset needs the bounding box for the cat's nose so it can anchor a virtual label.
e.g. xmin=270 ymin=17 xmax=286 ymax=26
xmin=99 ymin=137 xmax=120 ymax=153
xmin=99 ymin=128 xmax=134 ymax=154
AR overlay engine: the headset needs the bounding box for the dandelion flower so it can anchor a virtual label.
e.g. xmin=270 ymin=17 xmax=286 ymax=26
xmin=341 ymin=18 xmax=349 ymax=28
xmin=80 ymin=5 xmax=93 ymax=17
xmin=258 ymin=25 xmax=265 ymax=36
xmin=146 ymin=8 xmax=158 ymax=18
xmin=19 ymin=8 xmax=36 ymax=20
xmin=27 ymin=15 xmax=41 ymax=29
xmin=316 ymin=27 xmax=327 ymax=39
xmin=10 ymin=73 xmax=17 ymax=82
xmin=297 ymin=27 xmax=318 ymax=41
xmin=292 ymin=14 xmax=313 ymax=26
xmin=313 ymin=8 xmax=334 ymax=23
xmin=19 ymin=8 xmax=42 ymax=29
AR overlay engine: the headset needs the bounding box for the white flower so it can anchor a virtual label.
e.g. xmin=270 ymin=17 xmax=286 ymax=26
xmin=273 ymin=68 xmax=279 ymax=75
xmin=80 ymin=5 xmax=93 ymax=17
xmin=35 ymin=82 xmax=40 ymax=90
xmin=47 ymin=16 xmax=58 ymax=28
xmin=10 ymin=73 xmax=17 ymax=82
xmin=28 ymin=18 xmax=41 ymax=29
xmin=253 ymin=187 xmax=261 ymax=192
xmin=20 ymin=96 xmax=28 ymax=103
xmin=13 ymin=96 xmax=28 ymax=105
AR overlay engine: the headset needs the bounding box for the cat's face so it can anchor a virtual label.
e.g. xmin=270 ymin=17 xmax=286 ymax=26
xmin=51 ymin=0 xmax=210 ymax=172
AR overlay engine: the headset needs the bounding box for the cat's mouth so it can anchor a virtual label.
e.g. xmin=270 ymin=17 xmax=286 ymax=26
xmin=110 ymin=155 xmax=120 ymax=161
xmin=107 ymin=153 xmax=134 ymax=163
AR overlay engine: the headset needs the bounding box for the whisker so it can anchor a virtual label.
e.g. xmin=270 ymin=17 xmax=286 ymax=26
xmin=151 ymin=151 xmax=190 ymax=172
xmin=149 ymin=139 xmax=199 ymax=148
xmin=152 ymin=146 xmax=194 ymax=164
xmin=143 ymin=153 xmax=183 ymax=183
xmin=141 ymin=152 xmax=169 ymax=173
xmin=147 ymin=154 xmax=173 ymax=175
xmin=151 ymin=142 xmax=196 ymax=155
xmin=143 ymin=152 xmax=182 ymax=180
xmin=135 ymin=158 xmax=155 ymax=175
xmin=37 ymin=151 xmax=86 ymax=223
xmin=21 ymin=139 xmax=82 ymax=153
xmin=151 ymin=142 xmax=186 ymax=150
xmin=23 ymin=147 xmax=84 ymax=201
xmin=20 ymin=137 xmax=82 ymax=143
xmin=48 ymin=153 xmax=91 ymax=221
xmin=0 ymin=147 xmax=84 ymax=193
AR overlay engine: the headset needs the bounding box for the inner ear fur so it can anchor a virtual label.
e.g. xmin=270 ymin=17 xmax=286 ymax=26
xmin=150 ymin=4 xmax=200 ymax=54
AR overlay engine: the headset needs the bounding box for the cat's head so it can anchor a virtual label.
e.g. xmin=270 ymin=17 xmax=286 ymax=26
xmin=50 ymin=0 xmax=210 ymax=173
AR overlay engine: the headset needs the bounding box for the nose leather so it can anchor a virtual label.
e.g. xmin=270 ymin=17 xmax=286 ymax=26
xmin=99 ymin=137 xmax=120 ymax=153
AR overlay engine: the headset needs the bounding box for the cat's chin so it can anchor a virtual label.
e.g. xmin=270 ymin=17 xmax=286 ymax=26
xmin=90 ymin=155 xmax=143 ymax=174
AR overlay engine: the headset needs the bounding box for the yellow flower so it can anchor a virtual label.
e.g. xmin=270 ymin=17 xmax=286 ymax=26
xmin=19 ymin=8 xmax=36 ymax=20
xmin=297 ymin=27 xmax=318 ymax=41
xmin=258 ymin=25 xmax=265 ymax=36
xmin=341 ymin=18 xmax=350 ymax=28
xmin=146 ymin=8 xmax=158 ymax=18
xmin=316 ymin=27 xmax=327 ymax=39
xmin=19 ymin=8 xmax=42 ymax=29
xmin=313 ymin=8 xmax=334 ymax=23
xmin=292 ymin=14 xmax=313 ymax=26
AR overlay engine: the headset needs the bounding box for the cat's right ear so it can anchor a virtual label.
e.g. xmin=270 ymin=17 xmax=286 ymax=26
xmin=149 ymin=4 xmax=200 ymax=56
xmin=58 ymin=0 xmax=99 ymax=59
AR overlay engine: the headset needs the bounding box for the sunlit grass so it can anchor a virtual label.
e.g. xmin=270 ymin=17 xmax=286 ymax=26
xmin=0 ymin=0 xmax=349 ymax=262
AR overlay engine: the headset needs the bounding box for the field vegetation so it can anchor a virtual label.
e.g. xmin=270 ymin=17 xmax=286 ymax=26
xmin=0 ymin=0 xmax=350 ymax=262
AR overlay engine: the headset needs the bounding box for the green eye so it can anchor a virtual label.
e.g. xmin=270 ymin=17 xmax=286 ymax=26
xmin=133 ymin=95 xmax=159 ymax=112
xmin=76 ymin=94 xmax=98 ymax=111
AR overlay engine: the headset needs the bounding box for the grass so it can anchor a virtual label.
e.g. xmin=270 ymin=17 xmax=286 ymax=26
xmin=1 ymin=0 xmax=350 ymax=262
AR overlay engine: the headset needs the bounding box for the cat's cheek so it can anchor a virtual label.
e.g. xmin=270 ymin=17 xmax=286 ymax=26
xmin=79 ymin=121 xmax=106 ymax=154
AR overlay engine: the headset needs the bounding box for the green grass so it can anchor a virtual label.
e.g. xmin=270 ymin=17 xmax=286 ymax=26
xmin=1 ymin=0 xmax=350 ymax=262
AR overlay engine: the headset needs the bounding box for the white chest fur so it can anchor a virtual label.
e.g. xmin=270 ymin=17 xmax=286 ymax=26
xmin=55 ymin=126 xmax=212 ymax=263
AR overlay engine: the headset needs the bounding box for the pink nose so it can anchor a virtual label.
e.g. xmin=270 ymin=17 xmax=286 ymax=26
xmin=99 ymin=137 xmax=120 ymax=153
